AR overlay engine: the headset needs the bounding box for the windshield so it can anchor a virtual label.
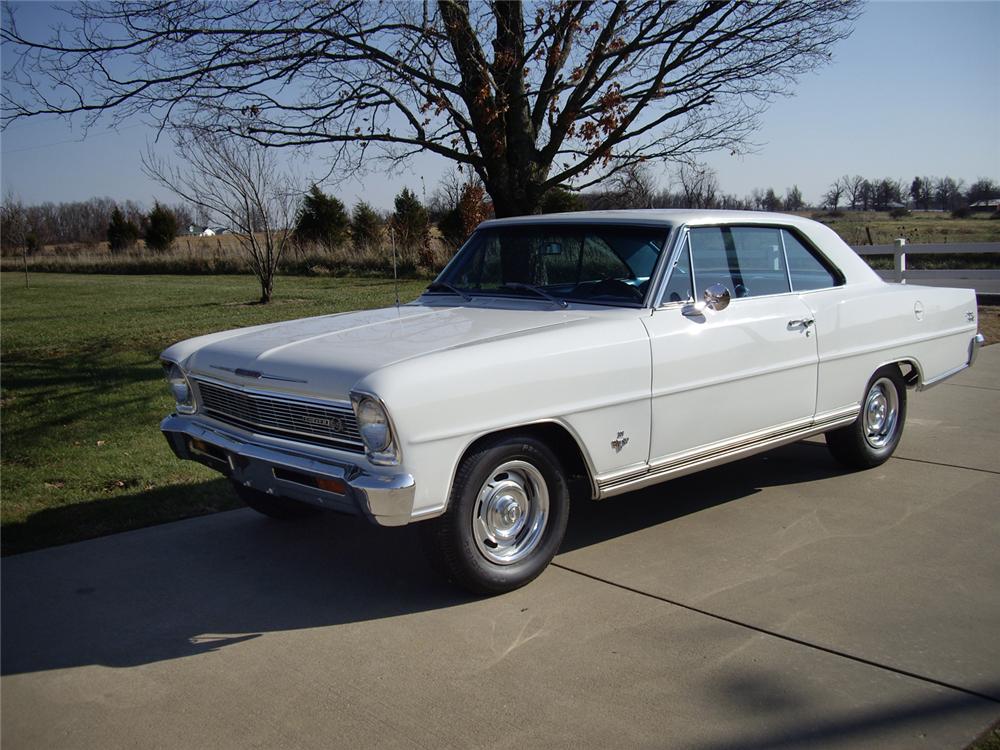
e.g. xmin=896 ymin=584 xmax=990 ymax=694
xmin=429 ymin=223 xmax=670 ymax=307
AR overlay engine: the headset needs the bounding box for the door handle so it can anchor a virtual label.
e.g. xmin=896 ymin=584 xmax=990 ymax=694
xmin=787 ymin=318 xmax=815 ymax=329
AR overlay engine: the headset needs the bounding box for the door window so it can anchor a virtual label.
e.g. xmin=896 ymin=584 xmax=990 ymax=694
xmin=688 ymin=226 xmax=791 ymax=298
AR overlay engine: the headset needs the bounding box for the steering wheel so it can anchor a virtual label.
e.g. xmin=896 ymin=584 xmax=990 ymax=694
xmin=588 ymin=277 xmax=644 ymax=301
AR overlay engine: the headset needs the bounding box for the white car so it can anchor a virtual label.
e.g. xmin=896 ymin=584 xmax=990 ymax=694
xmin=161 ymin=210 xmax=984 ymax=593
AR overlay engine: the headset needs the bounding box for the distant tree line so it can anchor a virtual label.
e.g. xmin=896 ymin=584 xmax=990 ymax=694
xmin=4 ymin=169 xmax=998 ymax=259
xmin=0 ymin=195 xmax=192 ymax=254
xmin=823 ymin=175 xmax=999 ymax=214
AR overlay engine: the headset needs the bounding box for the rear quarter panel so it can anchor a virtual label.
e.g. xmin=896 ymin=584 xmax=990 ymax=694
xmin=803 ymin=282 xmax=978 ymax=413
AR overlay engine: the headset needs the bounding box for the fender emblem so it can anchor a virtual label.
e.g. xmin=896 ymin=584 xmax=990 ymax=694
xmin=611 ymin=431 xmax=630 ymax=453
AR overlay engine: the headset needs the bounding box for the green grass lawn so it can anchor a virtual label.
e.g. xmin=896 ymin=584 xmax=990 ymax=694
xmin=0 ymin=273 xmax=428 ymax=555
xmin=1 ymin=271 xmax=995 ymax=556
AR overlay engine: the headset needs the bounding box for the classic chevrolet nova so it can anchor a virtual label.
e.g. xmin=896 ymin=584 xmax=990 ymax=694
xmin=161 ymin=210 xmax=984 ymax=593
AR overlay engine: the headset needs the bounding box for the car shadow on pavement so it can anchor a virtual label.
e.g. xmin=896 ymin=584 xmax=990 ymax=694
xmin=2 ymin=440 xmax=845 ymax=677
xmin=1 ymin=501 xmax=472 ymax=676
xmin=561 ymin=440 xmax=845 ymax=554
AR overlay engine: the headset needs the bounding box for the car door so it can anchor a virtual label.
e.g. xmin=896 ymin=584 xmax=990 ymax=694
xmin=642 ymin=224 xmax=819 ymax=466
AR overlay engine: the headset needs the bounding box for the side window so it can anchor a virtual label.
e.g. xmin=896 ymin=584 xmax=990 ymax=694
xmin=688 ymin=226 xmax=790 ymax=298
xmin=782 ymin=229 xmax=841 ymax=290
xmin=660 ymin=242 xmax=693 ymax=303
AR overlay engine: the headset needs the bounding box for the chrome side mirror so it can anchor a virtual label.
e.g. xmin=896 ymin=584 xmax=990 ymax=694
xmin=704 ymin=282 xmax=731 ymax=311
xmin=682 ymin=283 xmax=731 ymax=317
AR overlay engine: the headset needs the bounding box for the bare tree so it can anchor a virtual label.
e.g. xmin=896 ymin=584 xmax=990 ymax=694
xmin=675 ymin=162 xmax=719 ymax=209
xmin=144 ymin=129 xmax=296 ymax=303
xmin=843 ymin=175 xmax=867 ymax=211
xmin=609 ymin=162 xmax=658 ymax=208
xmin=934 ymin=176 xmax=966 ymax=211
xmin=823 ymin=179 xmax=845 ymax=211
xmin=3 ymin=1 xmax=861 ymax=216
xmin=1 ymin=192 xmax=31 ymax=285
xmin=910 ymin=176 xmax=933 ymax=211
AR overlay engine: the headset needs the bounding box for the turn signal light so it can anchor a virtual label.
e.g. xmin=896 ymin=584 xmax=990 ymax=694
xmin=316 ymin=477 xmax=346 ymax=495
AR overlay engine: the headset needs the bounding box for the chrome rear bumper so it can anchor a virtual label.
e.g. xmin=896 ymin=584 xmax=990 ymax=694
xmin=970 ymin=332 xmax=986 ymax=367
xmin=161 ymin=415 xmax=415 ymax=527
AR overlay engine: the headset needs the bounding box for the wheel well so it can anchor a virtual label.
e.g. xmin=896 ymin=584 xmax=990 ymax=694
xmin=460 ymin=423 xmax=597 ymax=500
xmin=890 ymin=359 xmax=922 ymax=388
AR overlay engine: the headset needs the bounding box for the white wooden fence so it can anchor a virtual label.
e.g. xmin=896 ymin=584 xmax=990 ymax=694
xmin=850 ymin=241 xmax=1000 ymax=299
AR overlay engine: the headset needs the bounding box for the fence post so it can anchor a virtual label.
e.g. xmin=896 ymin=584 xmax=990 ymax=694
xmin=894 ymin=238 xmax=907 ymax=283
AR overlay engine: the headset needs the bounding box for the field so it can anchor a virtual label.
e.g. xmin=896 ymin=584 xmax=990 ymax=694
xmin=0 ymin=273 xmax=428 ymax=555
xmin=1 ymin=272 xmax=996 ymax=555
xmin=0 ymin=230 xmax=455 ymax=277
xmin=2 ymin=210 xmax=997 ymax=277
xmin=809 ymin=210 xmax=1000 ymax=246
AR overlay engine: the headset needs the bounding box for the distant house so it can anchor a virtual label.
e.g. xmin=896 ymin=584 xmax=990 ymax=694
xmin=969 ymin=199 xmax=1000 ymax=213
xmin=186 ymin=224 xmax=230 ymax=236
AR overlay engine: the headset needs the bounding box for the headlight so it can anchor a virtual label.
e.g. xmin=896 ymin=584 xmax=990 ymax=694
xmin=351 ymin=394 xmax=398 ymax=465
xmin=163 ymin=362 xmax=196 ymax=414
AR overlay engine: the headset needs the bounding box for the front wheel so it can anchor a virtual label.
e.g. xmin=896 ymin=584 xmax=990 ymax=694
xmin=421 ymin=434 xmax=570 ymax=595
xmin=825 ymin=365 xmax=908 ymax=469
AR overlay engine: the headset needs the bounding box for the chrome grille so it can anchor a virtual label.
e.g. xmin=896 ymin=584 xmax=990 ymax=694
xmin=194 ymin=379 xmax=364 ymax=452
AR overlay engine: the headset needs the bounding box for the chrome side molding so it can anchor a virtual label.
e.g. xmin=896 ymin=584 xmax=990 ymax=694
xmin=596 ymin=407 xmax=859 ymax=499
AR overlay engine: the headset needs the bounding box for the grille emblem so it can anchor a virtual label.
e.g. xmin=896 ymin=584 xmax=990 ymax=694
xmin=235 ymin=368 xmax=263 ymax=379
xmin=305 ymin=416 xmax=344 ymax=431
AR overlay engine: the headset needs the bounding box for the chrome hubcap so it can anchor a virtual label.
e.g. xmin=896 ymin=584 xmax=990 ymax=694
xmin=472 ymin=460 xmax=549 ymax=565
xmin=863 ymin=377 xmax=899 ymax=449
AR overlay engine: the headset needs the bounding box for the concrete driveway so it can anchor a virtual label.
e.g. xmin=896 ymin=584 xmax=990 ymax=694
xmin=4 ymin=347 xmax=999 ymax=749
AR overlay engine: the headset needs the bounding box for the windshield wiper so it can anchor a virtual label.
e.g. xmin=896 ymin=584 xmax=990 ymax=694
xmin=425 ymin=281 xmax=472 ymax=302
xmin=501 ymin=282 xmax=568 ymax=308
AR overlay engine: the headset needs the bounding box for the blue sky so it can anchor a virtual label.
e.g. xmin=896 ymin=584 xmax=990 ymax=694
xmin=1 ymin=1 xmax=998 ymax=209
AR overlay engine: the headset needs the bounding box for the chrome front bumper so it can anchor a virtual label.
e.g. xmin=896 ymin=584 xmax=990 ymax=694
xmin=161 ymin=415 xmax=415 ymax=527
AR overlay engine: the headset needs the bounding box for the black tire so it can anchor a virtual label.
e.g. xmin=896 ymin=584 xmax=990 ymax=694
xmin=421 ymin=434 xmax=570 ymax=595
xmin=825 ymin=365 xmax=908 ymax=469
xmin=231 ymin=481 xmax=322 ymax=520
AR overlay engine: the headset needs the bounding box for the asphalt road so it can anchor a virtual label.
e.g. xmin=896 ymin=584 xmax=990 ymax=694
xmin=3 ymin=347 xmax=999 ymax=749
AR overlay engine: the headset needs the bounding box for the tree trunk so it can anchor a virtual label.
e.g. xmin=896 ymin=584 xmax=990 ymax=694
xmin=259 ymin=273 xmax=273 ymax=304
xmin=488 ymin=170 xmax=549 ymax=218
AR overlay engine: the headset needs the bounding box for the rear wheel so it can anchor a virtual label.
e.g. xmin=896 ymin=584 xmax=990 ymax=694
xmin=231 ymin=481 xmax=321 ymax=520
xmin=826 ymin=365 xmax=907 ymax=469
xmin=421 ymin=434 xmax=570 ymax=595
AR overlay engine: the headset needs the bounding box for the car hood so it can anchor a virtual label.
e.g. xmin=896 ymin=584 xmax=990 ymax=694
xmin=165 ymin=302 xmax=594 ymax=400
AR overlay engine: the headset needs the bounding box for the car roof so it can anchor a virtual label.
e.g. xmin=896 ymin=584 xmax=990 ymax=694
xmin=476 ymin=208 xmax=883 ymax=287
xmin=477 ymin=208 xmax=821 ymax=229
